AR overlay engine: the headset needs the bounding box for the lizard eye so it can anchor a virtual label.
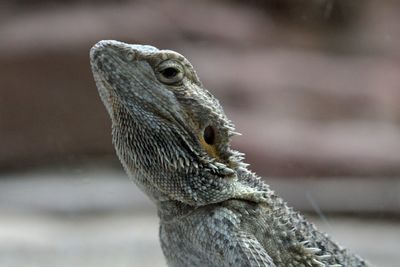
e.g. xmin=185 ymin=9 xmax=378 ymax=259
xmin=161 ymin=67 xmax=178 ymax=78
xmin=156 ymin=60 xmax=184 ymax=85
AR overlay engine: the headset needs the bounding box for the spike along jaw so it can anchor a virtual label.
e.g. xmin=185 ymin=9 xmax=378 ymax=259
xmin=90 ymin=40 xmax=267 ymax=206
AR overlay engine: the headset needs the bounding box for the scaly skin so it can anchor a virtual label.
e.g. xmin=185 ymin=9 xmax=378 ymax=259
xmin=90 ymin=40 xmax=372 ymax=267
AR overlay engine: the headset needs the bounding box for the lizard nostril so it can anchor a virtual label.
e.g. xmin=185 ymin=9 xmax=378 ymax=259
xmin=126 ymin=51 xmax=135 ymax=61
xmin=90 ymin=47 xmax=101 ymax=62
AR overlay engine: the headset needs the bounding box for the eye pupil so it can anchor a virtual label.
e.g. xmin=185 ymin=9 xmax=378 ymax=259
xmin=203 ymin=125 xmax=215 ymax=145
xmin=161 ymin=67 xmax=178 ymax=78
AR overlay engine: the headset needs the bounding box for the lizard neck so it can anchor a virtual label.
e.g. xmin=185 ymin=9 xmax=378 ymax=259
xmin=157 ymin=200 xmax=196 ymax=223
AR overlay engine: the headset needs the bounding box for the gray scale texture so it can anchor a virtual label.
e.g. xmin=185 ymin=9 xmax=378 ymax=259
xmin=90 ymin=40 xmax=372 ymax=267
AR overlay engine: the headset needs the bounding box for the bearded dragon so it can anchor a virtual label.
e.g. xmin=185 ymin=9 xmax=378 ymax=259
xmin=90 ymin=40 xmax=371 ymax=267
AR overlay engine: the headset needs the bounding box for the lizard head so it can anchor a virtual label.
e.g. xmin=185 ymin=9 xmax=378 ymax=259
xmin=90 ymin=40 xmax=258 ymax=206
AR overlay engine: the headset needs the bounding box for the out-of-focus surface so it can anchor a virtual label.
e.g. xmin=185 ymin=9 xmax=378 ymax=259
xmin=0 ymin=165 xmax=399 ymax=267
xmin=2 ymin=211 xmax=398 ymax=267
xmin=1 ymin=0 xmax=399 ymax=266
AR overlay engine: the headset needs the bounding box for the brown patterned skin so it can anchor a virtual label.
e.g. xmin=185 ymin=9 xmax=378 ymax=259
xmin=90 ymin=40 xmax=371 ymax=267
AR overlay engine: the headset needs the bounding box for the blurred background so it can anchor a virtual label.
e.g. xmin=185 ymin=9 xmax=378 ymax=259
xmin=1 ymin=0 xmax=399 ymax=266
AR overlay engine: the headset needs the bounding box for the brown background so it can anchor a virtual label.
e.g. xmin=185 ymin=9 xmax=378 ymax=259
xmin=1 ymin=0 xmax=400 ymax=177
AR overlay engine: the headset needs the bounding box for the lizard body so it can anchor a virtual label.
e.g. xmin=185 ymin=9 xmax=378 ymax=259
xmin=90 ymin=40 xmax=372 ymax=267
